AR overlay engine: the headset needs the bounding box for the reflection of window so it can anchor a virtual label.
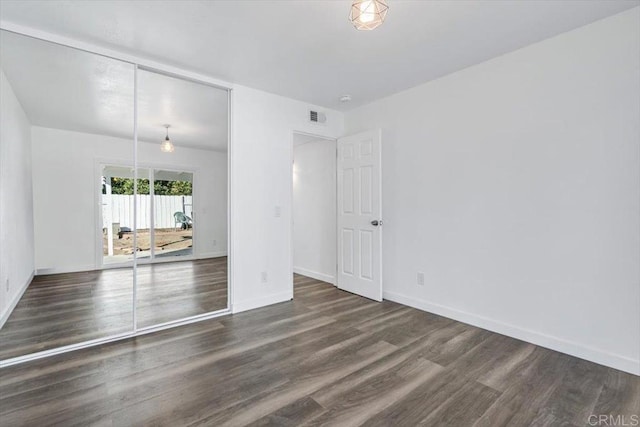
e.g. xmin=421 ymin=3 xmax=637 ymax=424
xmin=102 ymin=167 xmax=195 ymax=263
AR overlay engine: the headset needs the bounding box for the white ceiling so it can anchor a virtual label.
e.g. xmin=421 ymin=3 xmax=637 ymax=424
xmin=0 ymin=30 xmax=228 ymax=151
xmin=0 ymin=1 xmax=637 ymax=111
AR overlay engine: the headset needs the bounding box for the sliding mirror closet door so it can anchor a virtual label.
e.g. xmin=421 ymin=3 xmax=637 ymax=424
xmin=0 ymin=31 xmax=135 ymax=360
xmin=135 ymin=69 xmax=228 ymax=328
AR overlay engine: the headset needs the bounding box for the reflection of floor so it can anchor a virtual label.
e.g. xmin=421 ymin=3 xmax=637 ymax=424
xmin=0 ymin=257 xmax=227 ymax=360
xmin=2 ymin=274 xmax=637 ymax=425
xmin=136 ymin=257 xmax=227 ymax=328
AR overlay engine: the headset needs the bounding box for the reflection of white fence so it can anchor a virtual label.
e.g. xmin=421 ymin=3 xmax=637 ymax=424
xmin=102 ymin=195 xmax=193 ymax=230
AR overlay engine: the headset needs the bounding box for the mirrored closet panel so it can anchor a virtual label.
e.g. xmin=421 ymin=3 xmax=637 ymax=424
xmin=0 ymin=31 xmax=135 ymax=359
xmin=0 ymin=31 xmax=229 ymax=363
xmin=135 ymin=69 xmax=229 ymax=328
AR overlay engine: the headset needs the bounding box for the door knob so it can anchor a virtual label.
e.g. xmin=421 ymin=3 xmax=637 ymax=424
xmin=371 ymin=220 xmax=382 ymax=226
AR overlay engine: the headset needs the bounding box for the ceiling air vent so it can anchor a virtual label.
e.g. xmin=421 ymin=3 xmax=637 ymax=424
xmin=309 ymin=110 xmax=327 ymax=124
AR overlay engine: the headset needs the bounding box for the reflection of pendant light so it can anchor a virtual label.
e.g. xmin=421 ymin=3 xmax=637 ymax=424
xmin=350 ymin=0 xmax=388 ymax=31
xmin=160 ymin=124 xmax=175 ymax=153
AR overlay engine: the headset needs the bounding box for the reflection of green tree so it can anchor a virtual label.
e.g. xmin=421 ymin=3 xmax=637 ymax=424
xmin=156 ymin=180 xmax=192 ymax=195
xmin=104 ymin=178 xmax=192 ymax=195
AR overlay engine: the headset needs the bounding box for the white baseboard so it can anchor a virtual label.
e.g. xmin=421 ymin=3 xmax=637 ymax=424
xmin=37 ymin=254 xmax=228 ymax=276
xmin=36 ymin=265 xmax=97 ymax=275
xmin=232 ymin=291 xmax=293 ymax=314
xmin=0 ymin=270 xmax=34 ymax=329
xmin=293 ymin=267 xmax=335 ymax=285
xmin=383 ymin=290 xmax=640 ymax=376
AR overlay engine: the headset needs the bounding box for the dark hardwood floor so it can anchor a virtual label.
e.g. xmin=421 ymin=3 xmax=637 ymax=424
xmin=0 ymin=274 xmax=638 ymax=426
xmin=0 ymin=257 xmax=228 ymax=360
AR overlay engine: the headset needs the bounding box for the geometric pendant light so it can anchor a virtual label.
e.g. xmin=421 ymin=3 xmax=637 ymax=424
xmin=349 ymin=0 xmax=389 ymax=31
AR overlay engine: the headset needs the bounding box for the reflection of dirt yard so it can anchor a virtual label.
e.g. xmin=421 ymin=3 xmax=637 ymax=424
xmin=103 ymin=229 xmax=193 ymax=255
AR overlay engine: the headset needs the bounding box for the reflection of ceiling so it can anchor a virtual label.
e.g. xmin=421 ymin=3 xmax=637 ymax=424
xmin=0 ymin=31 xmax=228 ymax=152
xmin=137 ymin=70 xmax=227 ymax=151
xmin=0 ymin=1 xmax=636 ymax=110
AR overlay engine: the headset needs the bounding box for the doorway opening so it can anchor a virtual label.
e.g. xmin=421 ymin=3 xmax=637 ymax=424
xmin=291 ymin=132 xmax=337 ymax=294
xmin=291 ymin=129 xmax=384 ymax=302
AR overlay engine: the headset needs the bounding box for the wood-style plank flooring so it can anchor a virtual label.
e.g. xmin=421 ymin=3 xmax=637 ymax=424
xmin=0 ymin=274 xmax=638 ymax=426
xmin=0 ymin=257 xmax=227 ymax=360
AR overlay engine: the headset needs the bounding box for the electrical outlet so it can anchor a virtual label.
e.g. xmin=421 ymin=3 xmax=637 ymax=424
xmin=274 ymin=206 xmax=281 ymax=218
xmin=5 ymin=278 xmax=9 ymax=292
xmin=417 ymin=272 xmax=425 ymax=286
xmin=261 ymin=271 xmax=268 ymax=283
xmin=212 ymin=239 xmax=217 ymax=246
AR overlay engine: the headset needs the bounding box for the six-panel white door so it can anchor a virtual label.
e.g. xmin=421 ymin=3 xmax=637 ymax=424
xmin=337 ymin=129 xmax=382 ymax=301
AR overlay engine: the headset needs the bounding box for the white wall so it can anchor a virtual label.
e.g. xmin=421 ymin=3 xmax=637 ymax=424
xmin=31 ymin=126 xmax=227 ymax=273
xmin=0 ymin=69 xmax=35 ymax=327
xmin=293 ymin=138 xmax=336 ymax=284
xmin=231 ymin=85 xmax=344 ymax=312
xmin=345 ymin=8 xmax=640 ymax=374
